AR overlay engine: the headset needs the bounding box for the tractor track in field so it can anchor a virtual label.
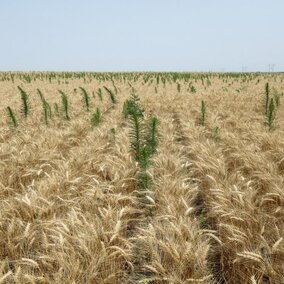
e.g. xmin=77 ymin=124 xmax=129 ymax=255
xmin=172 ymin=111 xmax=224 ymax=284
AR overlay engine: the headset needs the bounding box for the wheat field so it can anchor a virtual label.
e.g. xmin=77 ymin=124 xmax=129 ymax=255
xmin=0 ymin=72 xmax=283 ymax=283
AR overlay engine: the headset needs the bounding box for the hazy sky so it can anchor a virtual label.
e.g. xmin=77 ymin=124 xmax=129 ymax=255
xmin=0 ymin=0 xmax=283 ymax=72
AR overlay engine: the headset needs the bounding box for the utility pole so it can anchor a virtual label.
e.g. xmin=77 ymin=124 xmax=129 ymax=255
xmin=271 ymin=64 xmax=275 ymax=72
xmin=268 ymin=64 xmax=275 ymax=72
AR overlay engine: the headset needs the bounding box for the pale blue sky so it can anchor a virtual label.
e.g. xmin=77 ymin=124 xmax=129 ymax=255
xmin=0 ymin=0 xmax=283 ymax=72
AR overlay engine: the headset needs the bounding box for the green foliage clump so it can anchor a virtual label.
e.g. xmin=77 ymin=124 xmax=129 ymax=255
xmin=200 ymin=100 xmax=206 ymax=126
xmin=97 ymin=88 xmax=103 ymax=101
xmin=112 ymin=81 xmax=118 ymax=94
xmin=145 ymin=117 xmax=159 ymax=156
xmin=79 ymin=87 xmax=90 ymax=112
xmin=267 ymin=98 xmax=275 ymax=130
xmin=161 ymin=77 xmax=166 ymax=88
xmin=271 ymin=87 xmax=281 ymax=107
xmin=274 ymin=93 xmax=280 ymax=107
xmin=23 ymin=74 xmax=31 ymax=83
xmin=42 ymin=100 xmax=51 ymax=125
xmin=110 ymin=127 xmax=116 ymax=140
xmin=6 ymin=106 xmax=18 ymax=128
xmin=124 ymin=93 xmax=159 ymax=189
xmin=212 ymin=126 xmax=220 ymax=141
xmin=18 ymin=86 xmax=29 ymax=118
xmin=59 ymin=90 xmax=70 ymax=120
xmin=123 ymin=93 xmax=144 ymax=119
xmin=38 ymin=89 xmax=52 ymax=125
xmin=265 ymin=82 xmax=269 ymax=115
xmin=104 ymin=86 xmax=116 ymax=105
xmin=54 ymin=103 xmax=59 ymax=116
xmin=91 ymin=108 xmax=101 ymax=127
xmin=127 ymin=104 xmax=144 ymax=160
xmin=177 ymin=83 xmax=181 ymax=93
xmin=37 ymin=89 xmax=45 ymax=102
xmin=190 ymin=85 xmax=196 ymax=93
xmin=264 ymin=83 xmax=280 ymax=130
